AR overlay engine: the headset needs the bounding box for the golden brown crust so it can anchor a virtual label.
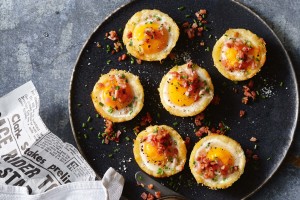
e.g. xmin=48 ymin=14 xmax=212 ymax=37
xmin=91 ymin=69 xmax=144 ymax=122
xmin=133 ymin=125 xmax=187 ymax=178
xmin=212 ymin=28 xmax=267 ymax=81
xmin=123 ymin=9 xmax=179 ymax=61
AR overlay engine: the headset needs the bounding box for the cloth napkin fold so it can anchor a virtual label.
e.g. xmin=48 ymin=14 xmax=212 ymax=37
xmin=0 ymin=167 xmax=124 ymax=200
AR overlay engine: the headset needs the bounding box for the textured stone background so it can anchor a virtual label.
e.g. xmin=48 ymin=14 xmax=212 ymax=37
xmin=0 ymin=0 xmax=299 ymax=199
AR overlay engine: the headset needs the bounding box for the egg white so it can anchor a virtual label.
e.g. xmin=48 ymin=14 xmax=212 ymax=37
xmin=158 ymin=63 xmax=214 ymax=117
xmin=212 ymin=28 xmax=267 ymax=81
xmin=133 ymin=125 xmax=187 ymax=178
xmin=91 ymin=69 xmax=144 ymax=122
xmin=189 ymin=134 xmax=246 ymax=189
xmin=123 ymin=9 xmax=179 ymax=61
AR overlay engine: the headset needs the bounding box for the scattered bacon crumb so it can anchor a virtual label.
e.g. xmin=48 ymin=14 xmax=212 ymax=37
xmin=242 ymin=96 xmax=249 ymax=104
xmin=103 ymin=119 xmax=121 ymax=144
xmin=141 ymin=192 xmax=148 ymax=200
xmin=239 ymin=110 xmax=246 ymax=117
xmin=182 ymin=9 xmax=208 ymax=41
xmin=147 ymin=184 xmax=154 ymax=189
xmin=195 ymin=113 xmax=205 ymax=126
xmin=185 ymin=136 xmax=191 ymax=147
xmin=200 ymin=41 xmax=205 ymax=46
xmin=133 ymin=126 xmax=140 ymax=135
xmin=168 ymin=52 xmax=176 ymax=60
xmin=195 ymin=126 xmax=209 ymax=137
xmin=136 ymin=59 xmax=142 ymax=64
xmin=113 ymin=41 xmax=122 ymax=52
xmin=154 ymin=191 xmax=161 ymax=199
xmin=104 ymin=119 xmax=113 ymax=135
xmin=252 ymin=154 xmax=259 ymax=160
xmin=140 ymin=112 xmax=152 ymax=126
xmin=250 ymin=137 xmax=257 ymax=142
xmin=107 ymin=30 xmax=118 ymax=41
xmin=211 ymin=94 xmax=220 ymax=105
xmin=118 ymin=54 xmax=127 ymax=61
xmin=147 ymin=193 xmax=155 ymax=200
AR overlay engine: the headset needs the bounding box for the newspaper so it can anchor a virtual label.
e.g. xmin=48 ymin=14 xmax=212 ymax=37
xmin=0 ymin=81 xmax=96 ymax=194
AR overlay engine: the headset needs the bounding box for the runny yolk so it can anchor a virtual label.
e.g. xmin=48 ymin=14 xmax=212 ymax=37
xmin=168 ymin=78 xmax=197 ymax=106
xmin=144 ymin=142 xmax=166 ymax=163
xmin=133 ymin=23 xmax=169 ymax=54
xmin=102 ymin=79 xmax=134 ymax=109
xmin=207 ymin=147 xmax=234 ymax=167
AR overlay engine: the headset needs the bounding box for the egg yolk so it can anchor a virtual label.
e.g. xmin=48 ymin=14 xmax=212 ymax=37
xmin=168 ymin=78 xmax=198 ymax=106
xmin=144 ymin=142 xmax=166 ymax=163
xmin=102 ymin=79 xmax=134 ymax=110
xmin=207 ymin=147 xmax=234 ymax=167
xmin=133 ymin=22 xmax=169 ymax=54
xmin=224 ymin=48 xmax=239 ymax=67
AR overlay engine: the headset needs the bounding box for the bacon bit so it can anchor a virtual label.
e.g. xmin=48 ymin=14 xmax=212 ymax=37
xmin=111 ymin=50 xmax=116 ymax=54
xmin=102 ymin=119 xmax=122 ymax=144
xmin=200 ymin=41 xmax=205 ymax=46
xmin=248 ymin=80 xmax=254 ymax=89
xmin=168 ymin=52 xmax=176 ymax=60
xmin=195 ymin=113 xmax=205 ymax=126
xmin=185 ymin=136 xmax=191 ymax=147
xmin=186 ymin=28 xmax=195 ymax=39
xmin=239 ymin=110 xmax=246 ymax=117
xmin=113 ymin=41 xmax=122 ymax=52
xmin=252 ymin=154 xmax=259 ymax=160
xmin=182 ymin=9 xmax=207 ymax=41
xmin=195 ymin=126 xmax=209 ymax=137
xmin=242 ymin=96 xmax=249 ymax=104
xmin=136 ymin=59 xmax=142 ymax=64
xmin=133 ymin=126 xmax=140 ymax=135
xmin=250 ymin=137 xmax=257 ymax=142
xmin=118 ymin=54 xmax=127 ymax=61
xmin=199 ymin=9 xmax=207 ymax=15
xmin=154 ymin=191 xmax=161 ymax=199
xmin=107 ymin=30 xmax=118 ymax=41
xmin=211 ymin=94 xmax=220 ymax=105
xmin=127 ymin=31 xmax=132 ymax=39
xmin=140 ymin=112 xmax=152 ymax=126
xmin=147 ymin=193 xmax=155 ymax=200
xmin=141 ymin=192 xmax=148 ymax=200
xmin=104 ymin=119 xmax=113 ymax=134
xmin=147 ymin=184 xmax=154 ymax=189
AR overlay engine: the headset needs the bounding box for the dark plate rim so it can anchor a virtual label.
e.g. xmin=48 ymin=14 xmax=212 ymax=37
xmin=68 ymin=0 xmax=299 ymax=199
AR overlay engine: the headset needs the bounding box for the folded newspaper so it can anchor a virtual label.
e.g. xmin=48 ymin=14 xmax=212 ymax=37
xmin=0 ymin=81 xmax=124 ymax=198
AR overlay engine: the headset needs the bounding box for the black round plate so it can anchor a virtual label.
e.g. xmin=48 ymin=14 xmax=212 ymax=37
xmin=69 ymin=0 xmax=298 ymax=199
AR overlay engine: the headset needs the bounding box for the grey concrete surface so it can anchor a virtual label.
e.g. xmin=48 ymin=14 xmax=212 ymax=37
xmin=0 ymin=0 xmax=299 ymax=199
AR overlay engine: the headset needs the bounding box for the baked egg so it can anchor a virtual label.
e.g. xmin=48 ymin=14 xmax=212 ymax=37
xmin=91 ymin=69 xmax=144 ymax=122
xmin=122 ymin=9 xmax=179 ymax=61
xmin=189 ymin=134 xmax=246 ymax=189
xmin=158 ymin=62 xmax=214 ymax=117
xmin=133 ymin=125 xmax=187 ymax=178
xmin=212 ymin=28 xmax=267 ymax=81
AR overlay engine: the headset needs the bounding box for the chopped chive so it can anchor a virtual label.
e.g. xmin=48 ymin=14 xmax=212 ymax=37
xmin=89 ymin=127 xmax=94 ymax=131
xmin=185 ymin=14 xmax=191 ymax=18
xmin=129 ymin=40 xmax=133 ymax=46
xmin=96 ymin=114 xmax=100 ymax=118
xmin=173 ymin=122 xmax=178 ymax=126
xmin=157 ymin=113 xmax=161 ymax=118
xmin=280 ymin=82 xmax=283 ymax=87
xmin=157 ymin=168 xmax=163 ymax=175
xmin=99 ymin=102 xmax=104 ymax=107
xmin=101 ymin=139 xmax=105 ymax=144
xmin=177 ymin=6 xmax=185 ymax=11
xmin=83 ymin=133 xmax=88 ymax=139
xmin=267 ymin=157 xmax=271 ymax=161
xmin=205 ymin=47 xmax=210 ymax=52
xmin=108 ymin=107 xmax=114 ymax=113
xmin=115 ymin=86 xmax=120 ymax=90
xmin=125 ymin=136 xmax=130 ymax=141
xmin=82 ymin=123 xmax=87 ymax=128
xmin=137 ymin=175 xmax=143 ymax=181
xmin=209 ymin=34 xmax=212 ymax=38
xmin=130 ymin=57 xmax=134 ymax=64
xmin=106 ymin=60 xmax=112 ymax=64
xmin=77 ymin=103 xmax=82 ymax=107
xmin=202 ymin=14 xmax=206 ymax=19
xmin=108 ymin=154 xmax=113 ymax=158
xmin=118 ymin=28 xmax=123 ymax=32
xmin=106 ymin=45 xmax=111 ymax=52
xmin=87 ymin=116 xmax=91 ymax=122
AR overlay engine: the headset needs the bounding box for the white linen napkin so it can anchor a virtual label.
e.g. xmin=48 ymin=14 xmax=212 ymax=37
xmin=0 ymin=167 xmax=124 ymax=200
